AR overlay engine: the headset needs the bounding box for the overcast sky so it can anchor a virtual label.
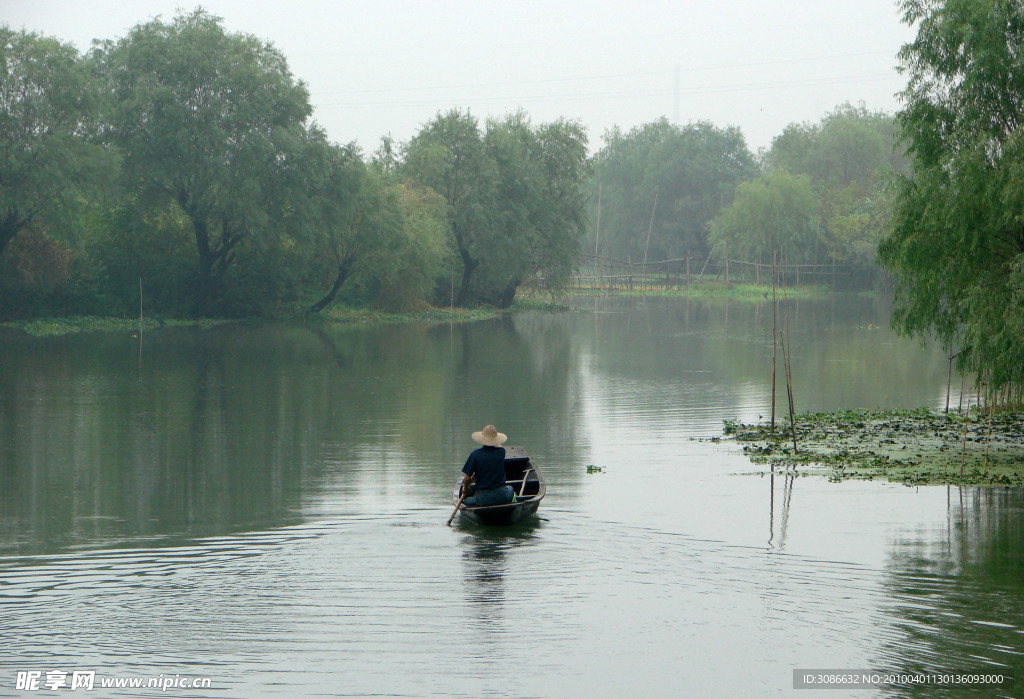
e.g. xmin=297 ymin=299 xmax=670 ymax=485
xmin=2 ymin=0 xmax=916 ymax=154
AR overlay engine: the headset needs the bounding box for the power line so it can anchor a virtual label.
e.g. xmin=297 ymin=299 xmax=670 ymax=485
xmin=313 ymin=73 xmax=899 ymax=111
xmin=311 ymin=50 xmax=897 ymax=98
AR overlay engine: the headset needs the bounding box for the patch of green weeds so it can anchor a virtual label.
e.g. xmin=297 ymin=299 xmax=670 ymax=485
xmin=723 ymin=408 xmax=1024 ymax=486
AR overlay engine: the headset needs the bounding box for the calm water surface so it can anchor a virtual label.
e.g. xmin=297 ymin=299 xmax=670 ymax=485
xmin=1 ymin=295 xmax=1022 ymax=697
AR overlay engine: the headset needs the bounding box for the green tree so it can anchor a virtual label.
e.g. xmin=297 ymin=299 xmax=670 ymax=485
xmin=301 ymin=139 xmax=371 ymax=313
xmin=767 ymin=103 xmax=906 ymax=277
xmin=96 ymin=9 xmax=313 ymax=317
xmin=301 ymin=140 xmax=443 ymax=313
xmin=480 ymin=112 xmax=589 ymax=305
xmin=0 ymin=27 xmax=115 ymax=316
xmin=709 ymin=170 xmax=820 ymax=264
xmin=820 ymin=179 xmax=894 ymax=271
xmin=590 ymin=119 xmax=755 ymax=262
xmin=87 ymin=198 xmax=196 ymax=315
xmin=402 ymin=109 xmax=493 ymax=306
xmin=879 ymin=0 xmax=1024 ymax=391
xmin=403 ymin=109 xmax=589 ymax=306
xmin=374 ymin=180 xmax=451 ymax=309
xmin=768 ymin=103 xmax=904 ymax=188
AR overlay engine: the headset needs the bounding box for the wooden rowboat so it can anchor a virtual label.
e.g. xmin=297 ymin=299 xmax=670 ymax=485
xmin=452 ymin=446 xmax=546 ymax=526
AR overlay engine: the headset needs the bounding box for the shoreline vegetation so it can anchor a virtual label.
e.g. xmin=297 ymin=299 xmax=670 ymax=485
xmin=724 ymin=408 xmax=1024 ymax=486
xmin=0 ymin=282 xmax=824 ymax=337
xmin=0 ymin=308 xmax=501 ymax=337
xmin=564 ymin=281 xmax=831 ymax=300
xmin=2 ymin=11 xmax=893 ymax=335
xmin=0 ymin=298 xmax=570 ymax=337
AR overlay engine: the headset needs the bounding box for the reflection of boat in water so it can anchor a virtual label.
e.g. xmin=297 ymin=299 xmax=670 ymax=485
xmin=452 ymin=446 xmax=546 ymax=526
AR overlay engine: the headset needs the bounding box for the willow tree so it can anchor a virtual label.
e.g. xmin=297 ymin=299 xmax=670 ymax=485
xmin=709 ymin=170 xmax=820 ymax=265
xmin=301 ymin=138 xmax=449 ymax=313
xmin=0 ymin=28 xmax=114 ymax=276
xmin=403 ymin=109 xmax=589 ymax=306
xmin=402 ymin=109 xmax=493 ymax=306
xmin=879 ymin=0 xmax=1024 ymax=392
xmin=481 ymin=112 xmax=589 ymax=306
xmin=589 ymin=119 xmax=755 ymax=262
xmin=97 ymin=9 xmax=313 ymax=317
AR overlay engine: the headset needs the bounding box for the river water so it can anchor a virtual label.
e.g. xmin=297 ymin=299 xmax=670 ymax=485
xmin=1 ymin=295 xmax=1021 ymax=697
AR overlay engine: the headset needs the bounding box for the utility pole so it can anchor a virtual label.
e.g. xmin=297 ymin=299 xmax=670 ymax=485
xmin=673 ymin=63 xmax=680 ymax=124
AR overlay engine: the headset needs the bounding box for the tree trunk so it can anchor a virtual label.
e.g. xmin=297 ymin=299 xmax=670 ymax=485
xmin=0 ymin=211 xmax=23 ymax=260
xmin=308 ymin=258 xmax=354 ymax=313
xmin=189 ymin=216 xmax=238 ymax=318
xmin=191 ymin=218 xmax=215 ymax=318
xmin=496 ymin=277 xmax=520 ymax=308
xmin=455 ymin=247 xmax=479 ymax=306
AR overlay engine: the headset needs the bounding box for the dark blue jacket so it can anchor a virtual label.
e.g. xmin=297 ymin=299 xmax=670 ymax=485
xmin=462 ymin=446 xmax=506 ymax=490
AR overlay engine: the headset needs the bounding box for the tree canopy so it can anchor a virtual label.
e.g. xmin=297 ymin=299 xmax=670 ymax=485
xmin=0 ymin=27 xmax=116 ymax=313
xmin=712 ymin=103 xmax=905 ymax=280
xmin=96 ymin=8 xmax=314 ymax=316
xmin=879 ymin=0 xmax=1024 ymax=391
xmin=589 ymin=119 xmax=755 ymax=262
xmin=402 ymin=109 xmax=494 ymax=305
xmin=767 ymin=103 xmax=905 ymax=188
xmin=709 ymin=171 xmax=819 ymax=264
xmin=0 ymin=5 xmax=927 ymax=321
xmin=403 ymin=109 xmax=589 ymax=306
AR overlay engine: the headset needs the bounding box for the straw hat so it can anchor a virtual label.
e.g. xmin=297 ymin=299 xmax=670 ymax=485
xmin=472 ymin=424 xmax=507 ymax=447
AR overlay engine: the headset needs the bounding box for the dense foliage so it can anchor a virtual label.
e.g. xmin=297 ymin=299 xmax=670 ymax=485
xmin=0 ymin=11 xmax=588 ymax=319
xmin=588 ymin=119 xmax=755 ymax=262
xmin=98 ymin=10 xmax=314 ymax=316
xmin=584 ymin=109 xmax=902 ymax=287
xmin=880 ymin=0 xmax=1024 ymax=393
xmin=709 ymin=171 xmax=819 ymax=265
xmin=1 ymin=6 xmax=917 ymax=321
xmin=403 ymin=109 xmax=589 ymax=306
xmin=0 ymin=27 xmax=118 ymax=315
xmin=712 ymin=104 xmax=904 ymax=282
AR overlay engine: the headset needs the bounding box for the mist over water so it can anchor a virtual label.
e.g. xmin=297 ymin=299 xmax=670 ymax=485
xmin=1 ymin=296 xmax=1020 ymax=696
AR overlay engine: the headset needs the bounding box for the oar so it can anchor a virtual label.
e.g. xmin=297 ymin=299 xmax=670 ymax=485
xmin=447 ymin=480 xmax=470 ymax=526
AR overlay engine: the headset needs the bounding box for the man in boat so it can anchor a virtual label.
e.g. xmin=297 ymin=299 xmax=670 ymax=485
xmin=459 ymin=425 xmax=515 ymax=506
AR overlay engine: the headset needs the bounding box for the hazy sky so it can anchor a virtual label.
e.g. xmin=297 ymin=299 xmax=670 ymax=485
xmin=2 ymin=0 xmax=916 ymax=154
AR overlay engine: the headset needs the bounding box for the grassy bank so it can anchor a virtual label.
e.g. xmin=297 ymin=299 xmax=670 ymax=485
xmin=313 ymin=298 xmax=568 ymax=324
xmin=0 ymin=299 xmax=572 ymax=337
xmin=724 ymin=408 xmax=1024 ymax=486
xmin=0 ymin=315 xmax=232 ymax=337
xmin=559 ymin=281 xmax=832 ymax=301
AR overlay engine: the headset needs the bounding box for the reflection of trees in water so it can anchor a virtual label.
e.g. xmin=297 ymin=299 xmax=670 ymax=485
xmin=0 ymin=326 xmax=334 ymax=554
xmin=0 ymin=317 xmax=580 ymax=554
xmin=876 ymin=488 xmax=1024 ymax=696
xmin=577 ymin=294 xmax=951 ymax=413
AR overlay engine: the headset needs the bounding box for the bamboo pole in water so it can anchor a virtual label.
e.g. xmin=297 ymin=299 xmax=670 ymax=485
xmin=985 ymin=376 xmax=994 ymax=472
xmin=783 ymin=317 xmax=798 ymax=455
xmin=770 ymin=250 xmax=778 ymax=432
xmin=641 ymin=193 xmax=657 ymax=292
xmin=782 ymin=256 xmax=797 ymax=454
xmin=960 ymin=396 xmax=971 ymax=477
xmin=946 ymin=350 xmax=953 ymax=413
